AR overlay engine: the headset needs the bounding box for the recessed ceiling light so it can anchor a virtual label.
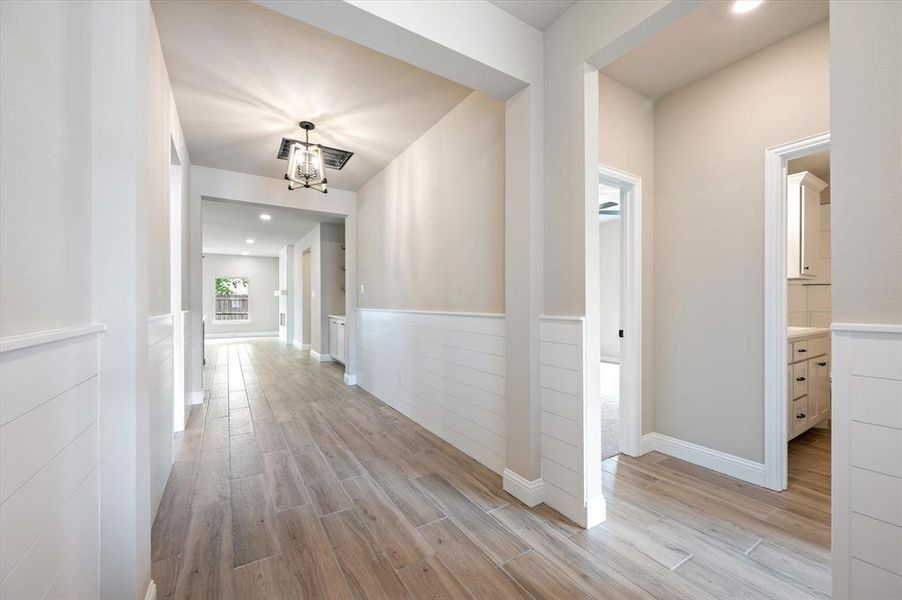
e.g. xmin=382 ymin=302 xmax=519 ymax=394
xmin=732 ymin=0 xmax=763 ymax=14
xmin=245 ymin=238 xmax=255 ymax=244
xmin=241 ymin=251 xmax=249 ymax=256
xmin=259 ymin=213 xmax=271 ymax=221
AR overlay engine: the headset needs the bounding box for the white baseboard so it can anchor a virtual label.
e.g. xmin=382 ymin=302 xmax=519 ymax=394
xmin=187 ymin=390 xmax=204 ymax=406
xmin=292 ymin=341 xmax=311 ymax=350
xmin=640 ymin=432 xmax=656 ymax=455
xmin=642 ymin=432 xmax=766 ymax=486
xmin=205 ymin=331 xmax=278 ymax=339
xmin=343 ymin=373 xmax=357 ymax=386
xmin=502 ymin=469 xmax=544 ymax=507
xmin=311 ymin=350 xmax=332 ymax=362
xmin=600 ymin=355 xmax=621 ymax=365
xmin=144 ymin=580 xmax=157 ymax=600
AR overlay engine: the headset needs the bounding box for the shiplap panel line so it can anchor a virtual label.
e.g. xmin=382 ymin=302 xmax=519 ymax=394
xmin=357 ymin=357 xmax=506 ymax=447
xmin=0 ymin=374 xmax=96 ymax=430
xmin=361 ymin=358 xmax=504 ymax=428
xmin=358 ymin=341 xmax=507 ymax=405
xmin=0 ymin=378 xmax=97 ymax=503
xmin=358 ymin=331 xmax=507 ymax=375
xmin=360 ymin=342 xmax=504 ymax=412
xmin=359 ymin=324 xmax=506 ymax=358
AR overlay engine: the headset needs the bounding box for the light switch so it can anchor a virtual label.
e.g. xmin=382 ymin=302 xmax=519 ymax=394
xmin=360 ymin=284 xmax=366 ymax=294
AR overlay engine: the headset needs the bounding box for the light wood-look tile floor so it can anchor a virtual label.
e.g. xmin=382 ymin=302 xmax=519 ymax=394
xmin=151 ymin=338 xmax=831 ymax=599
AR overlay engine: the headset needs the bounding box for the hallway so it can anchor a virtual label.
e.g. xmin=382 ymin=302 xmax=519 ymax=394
xmin=151 ymin=338 xmax=830 ymax=599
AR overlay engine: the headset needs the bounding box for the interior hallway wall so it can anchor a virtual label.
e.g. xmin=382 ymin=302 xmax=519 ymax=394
xmin=356 ymin=91 xmax=505 ymax=312
xmin=203 ymin=254 xmax=279 ymax=336
xmin=0 ymin=2 xmax=101 ymax=598
xmin=598 ymin=73 xmax=656 ymax=433
xmin=653 ymin=21 xmax=829 ymax=462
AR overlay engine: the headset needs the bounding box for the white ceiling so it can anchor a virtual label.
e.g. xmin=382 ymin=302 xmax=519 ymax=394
xmin=202 ymin=198 xmax=340 ymax=258
xmin=488 ymin=1 xmax=576 ymax=30
xmin=602 ymin=0 xmax=829 ymax=99
xmin=152 ymin=0 xmax=472 ymax=191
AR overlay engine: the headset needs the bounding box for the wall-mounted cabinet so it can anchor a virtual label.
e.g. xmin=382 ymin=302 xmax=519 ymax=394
xmin=787 ymin=171 xmax=828 ymax=279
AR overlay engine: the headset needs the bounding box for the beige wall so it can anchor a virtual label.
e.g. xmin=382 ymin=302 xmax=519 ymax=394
xmin=831 ymin=2 xmax=902 ymax=325
xmin=598 ymin=73 xmax=656 ymax=433
xmin=0 ymin=0 xmax=93 ymax=337
xmin=321 ymin=223 xmax=346 ymax=318
xmin=653 ymin=22 xmax=829 ymax=461
xmin=356 ymin=91 xmax=505 ymax=312
xmin=203 ymin=254 xmax=279 ymax=335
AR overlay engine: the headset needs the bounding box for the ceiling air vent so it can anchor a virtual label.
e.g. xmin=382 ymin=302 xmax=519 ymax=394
xmin=277 ymin=138 xmax=354 ymax=170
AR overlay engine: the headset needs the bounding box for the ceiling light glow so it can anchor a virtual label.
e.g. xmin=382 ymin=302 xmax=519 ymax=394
xmin=259 ymin=213 xmax=272 ymax=221
xmin=732 ymin=0 xmax=763 ymax=14
xmin=241 ymin=251 xmax=249 ymax=256
xmin=245 ymin=239 xmax=255 ymax=244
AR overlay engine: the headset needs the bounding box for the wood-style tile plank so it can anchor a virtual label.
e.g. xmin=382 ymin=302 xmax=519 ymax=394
xmin=321 ymin=508 xmax=410 ymax=600
xmin=230 ymin=432 xmax=264 ymax=479
xmin=191 ymin=446 xmax=231 ymax=508
xmin=397 ymin=556 xmax=474 ymax=600
xmin=363 ymin=457 xmax=444 ymax=527
xmin=173 ymin=501 xmax=233 ymax=600
xmin=229 ymin=474 xmax=280 ymax=568
xmin=151 ymin=477 xmax=194 ymax=562
xmin=294 ymin=450 xmax=353 ymax=516
xmin=342 ymin=475 xmax=434 ymax=568
xmin=262 ymin=450 xmax=309 ymax=511
xmin=415 ymin=473 xmax=527 ymax=565
xmin=231 ymin=555 xmax=302 ymax=600
xmin=274 ymin=503 xmax=353 ymax=600
xmin=503 ymin=551 xmax=592 ymax=600
xmin=418 ymin=518 xmax=531 ymax=600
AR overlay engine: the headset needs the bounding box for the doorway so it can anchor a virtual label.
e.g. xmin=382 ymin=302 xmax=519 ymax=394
xmin=763 ymin=132 xmax=830 ymax=491
xmin=596 ymin=164 xmax=643 ymax=459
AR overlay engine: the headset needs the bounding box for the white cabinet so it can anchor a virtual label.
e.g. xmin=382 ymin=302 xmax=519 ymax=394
xmin=787 ymin=171 xmax=828 ymax=280
xmin=787 ymin=332 xmax=830 ymax=440
xmin=328 ymin=316 xmax=346 ymax=365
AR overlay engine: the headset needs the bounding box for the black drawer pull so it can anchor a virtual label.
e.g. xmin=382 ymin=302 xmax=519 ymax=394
xmin=796 ymin=377 xmax=806 ymax=382
xmin=797 ymin=349 xmax=807 ymax=353
xmin=797 ymin=413 xmax=806 ymax=419
xmin=817 ymin=362 xmax=827 ymax=367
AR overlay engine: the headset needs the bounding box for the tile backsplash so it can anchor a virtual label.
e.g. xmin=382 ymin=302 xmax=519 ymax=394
xmin=788 ymin=203 xmax=831 ymax=328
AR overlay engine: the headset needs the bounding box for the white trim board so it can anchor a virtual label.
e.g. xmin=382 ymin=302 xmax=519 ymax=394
xmin=502 ymin=469 xmax=544 ymax=507
xmin=0 ymin=323 xmax=107 ymax=354
xmin=204 ymin=331 xmax=278 ymax=339
xmin=292 ymin=341 xmax=311 ymax=350
xmin=357 ymin=307 xmax=504 ymax=319
xmin=763 ymin=131 xmax=830 ymax=491
xmin=310 ymin=350 xmax=332 ymax=362
xmin=641 ymin=433 xmax=766 ymax=487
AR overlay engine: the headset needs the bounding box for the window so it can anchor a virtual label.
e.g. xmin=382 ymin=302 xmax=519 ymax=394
xmin=215 ymin=276 xmax=249 ymax=321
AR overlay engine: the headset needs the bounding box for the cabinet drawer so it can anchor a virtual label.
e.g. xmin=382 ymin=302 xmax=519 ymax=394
xmin=793 ymin=397 xmax=810 ymax=437
xmin=792 ymin=362 xmax=809 ymax=399
xmin=791 ymin=340 xmax=810 ymax=362
xmin=807 ymin=335 xmax=829 ymax=358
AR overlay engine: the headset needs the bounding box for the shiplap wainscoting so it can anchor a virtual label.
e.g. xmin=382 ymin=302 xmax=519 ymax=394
xmin=539 ymin=316 xmax=605 ymax=527
xmin=356 ymin=309 xmax=506 ymax=473
xmin=0 ymin=325 xmax=105 ymax=599
xmin=148 ymin=314 xmax=174 ymax=519
xmin=832 ymin=324 xmax=902 ymax=599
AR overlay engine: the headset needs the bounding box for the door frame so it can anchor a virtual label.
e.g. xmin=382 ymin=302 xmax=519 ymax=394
xmin=763 ymin=131 xmax=830 ymax=490
xmin=597 ymin=164 xmax=643 ymax=457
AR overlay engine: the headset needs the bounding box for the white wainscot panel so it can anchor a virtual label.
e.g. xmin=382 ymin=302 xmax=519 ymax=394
xmin=356 ymin=309 xmax=506 ymax=473
xmin=0 ymin=326 xmax=102 ymax=599
xmin=539 ymin=316 xmax=585 ymax=525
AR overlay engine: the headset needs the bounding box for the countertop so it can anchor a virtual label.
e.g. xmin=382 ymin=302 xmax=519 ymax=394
xmin=328 ymin=315 xmax=346 ymax=320
xmin=787 ymin=326 xmax=830 ymax=341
